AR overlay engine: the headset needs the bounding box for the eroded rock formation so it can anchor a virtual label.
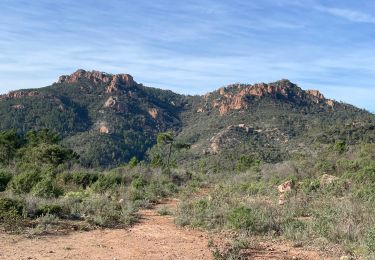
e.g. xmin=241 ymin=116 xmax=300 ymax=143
xmin=58 ymin=69 xmax=136 ymax=93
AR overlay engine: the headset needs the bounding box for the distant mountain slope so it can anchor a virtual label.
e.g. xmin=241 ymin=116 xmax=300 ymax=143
xmin=174 ymin=80 xmax=375 ymax=170
xmin=0 ymin=70 xmax=374 ymax=167
xmin=0 ymin=70 xmax=186 ymax=167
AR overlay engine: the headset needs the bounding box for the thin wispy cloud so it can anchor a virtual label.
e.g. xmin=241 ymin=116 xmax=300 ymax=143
xmin=316 ymin=5 xmax=375 ymax=24
xmin=0 ymin=0 xmax=374 ymax=112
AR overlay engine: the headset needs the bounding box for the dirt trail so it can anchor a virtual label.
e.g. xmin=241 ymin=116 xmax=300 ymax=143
xmin=0 ymin=199 xmax=328 ymax=260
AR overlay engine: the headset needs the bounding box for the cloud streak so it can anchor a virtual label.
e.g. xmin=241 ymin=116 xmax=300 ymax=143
xmin=316 ymin=5 xmax=375 ymax=24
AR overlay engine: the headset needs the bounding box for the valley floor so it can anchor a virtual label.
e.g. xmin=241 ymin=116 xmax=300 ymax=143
xmin=0 ymin=199 xmax=329 ymax=260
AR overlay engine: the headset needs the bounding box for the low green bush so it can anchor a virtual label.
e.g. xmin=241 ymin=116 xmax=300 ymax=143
xmin=0 ymin=197 xmax=25 ymax=216
xmin=226 ymin=206 xmax=271 ymax=233
xmin=10 ymin=170 xmax=42 ymax=194
xmin=70 ymin=171 xmax=99 ymax=188
xmin=0 ymin=197 xmax=26 ymax=231
xmin=91 ymin=172 xmax=123 ymax=192
xmin=299 ymin=178 xmax=320 ymax=194
xmin=36 ymin=204 xmax=66 ymax=217
xmin=131 ymin=175 xmax=147 ymax=189
xmin=31 ymin=178 xmax=63 ymax=198
xmin=281 ymin=218 xmax=307 ymax=241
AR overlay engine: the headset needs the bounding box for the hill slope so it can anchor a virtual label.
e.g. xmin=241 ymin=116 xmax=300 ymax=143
xmin=175 ymin=80 xmax=375 ymax=170
xmin=0 ymin=70 xmax=374 ymax=167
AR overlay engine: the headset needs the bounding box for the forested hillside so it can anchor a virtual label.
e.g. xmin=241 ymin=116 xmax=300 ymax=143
xmin=0 ymin=70 xmax=374 ymax=168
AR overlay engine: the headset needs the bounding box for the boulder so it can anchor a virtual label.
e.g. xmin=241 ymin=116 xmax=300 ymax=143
xmin=277 ymin=180 xmax=294 ymax=205
xmin=278 ymin=180 xmax=293 ymax=193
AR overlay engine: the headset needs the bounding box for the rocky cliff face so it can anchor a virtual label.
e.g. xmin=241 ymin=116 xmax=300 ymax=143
xmin=58 ymin=69 xmax=136 ymax=93
xmin=200 ymin=79 xmax=335 ymax=115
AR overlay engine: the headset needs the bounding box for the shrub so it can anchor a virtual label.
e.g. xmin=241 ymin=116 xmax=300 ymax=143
xmin=0 ymin=170 xmax=12 ymax=191
xmin=10 ymin=170 xmax=42 ymax=194
xmin=351 ymin=165 xmax=375 ymax=184
xmin=299 ymin=178 xmax=320 ymax=194
xmin=64 ymin=190 xmax=89 ymax=201
xmin=0 ymin=197 xmax=25 ymax=216
xmin=128 ymin=156 xmax=138 ymax=168
xmin=131 ymin=175 xmax=147 ymax=189
xmin=0 ymin=197 xmax=26 ymax=231
xmin=157 ymin=206 xmax=172 ymax=216
xmin=209 ymin=236 xmax=249 ymax=260
xmin=31 ymin=178 xmax=63 ymax=198
xmin=30 ymin=213 xmax=59 ymax=235
xmin=70 ymin=171 xmax=99 ymax=188
xmin=333 ymin=140 xmax=346 ymax=154
xmin=91 ymin=172 xmax=123 ymax=192
xmin=80 ymin=195 xmax=135 ymax=227
xmin=353 ymin=185 xmax=375 ymax=203
xmin=281 ymin=218 xmax=307 ymax=241
xmin=226 ymin=205 xmax=273 ymax=234
xmin=36 ymin=204 xmax=65 ymax=217
xmin=316 ymin=160 xmax=335 ymax=174
xmin=227 ymin=206 xmax=257 ymax=231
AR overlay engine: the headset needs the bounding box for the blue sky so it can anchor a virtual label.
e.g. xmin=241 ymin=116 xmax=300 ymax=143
xmin=0 ymin=0 xmax=374 ymax=112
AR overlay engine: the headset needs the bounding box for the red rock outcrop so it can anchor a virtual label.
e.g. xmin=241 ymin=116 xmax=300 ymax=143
xmin=1 ymin=90 xmax=40 ymax=99
xmin=210 ymin=80 xmax=335 ymax=115
xmin=58 ymin=69 xmax=136 ymax=93
xmin=148 ymin=108 xmax=159 ymax=119
xmin=103 ymin=96 xmax=127 ymax=113
xmin=306 ymin=89 xmax=334 ymax=107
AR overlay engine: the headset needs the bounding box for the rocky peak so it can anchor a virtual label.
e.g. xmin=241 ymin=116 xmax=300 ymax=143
xmin=208 ymin=79 xmax=335 ymax=115
xmin=57 ymin=69 xmax=136 ymax=92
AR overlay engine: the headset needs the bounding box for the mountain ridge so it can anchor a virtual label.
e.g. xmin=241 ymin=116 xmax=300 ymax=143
xmin=0 ymin=69 xmax=373 ymax=167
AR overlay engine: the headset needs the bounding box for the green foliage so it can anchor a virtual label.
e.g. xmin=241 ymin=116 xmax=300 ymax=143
xmin=151 ymin=154 xmax=163 ymax=167
xmin=31 ymin=177 xmax=63 ymax=198
xmin=226 ymin=206 xmax=270 ymax=233
xmin=349 ymin=163 xmax=375 ymax=184
xmin=128 ymin=156 xmax=138 ymax=167
xmin=299 ymin=178 xmax=320 ymax=194
xmin=18 ymin=143 xmax=78 ymax=166
xmin=227 ymin=206 xmax=255 ymax=230
xmin=0 ymin=197 xmax=26 ymax=231
xmin=26 ymin=129 xmax=60 ymax=146
xmin=316 ymin=160 xmax=336 ymax=174
xmin=333 ymin=140 xmax=347 ymax=154
xmin=10 ymin=170 xmax=42 ymax=194
xmin=0 ymin=170 xmax=12 ymax=191
xmin=209 ymin=236 xmax=249 ymax=260
xmin=157 ymin=206 xmax=172 ymax=216
xmin=36 ymin=204 xmax=65 ymax=217
xmin=91 ymin=172 xmax=123 ymax=192
xmin=81 ymin=195 xmax=135 ymax=227
xmin=281 ymin=218 xmax=307 ymax=241
xmin=69 ymin=171 xmax=99 ymax=188
xmin=157 ymin=132 xmax=174 ymax=146
xmin=0 ymin=197 xmax=25 ymax=216
xmin=0 ymin=130 xmax=23 ymax=165
xmin=236 ymin=155 xmax=261 ymax=172
xmin=131 ymin=175 xmax=147 ymax=189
